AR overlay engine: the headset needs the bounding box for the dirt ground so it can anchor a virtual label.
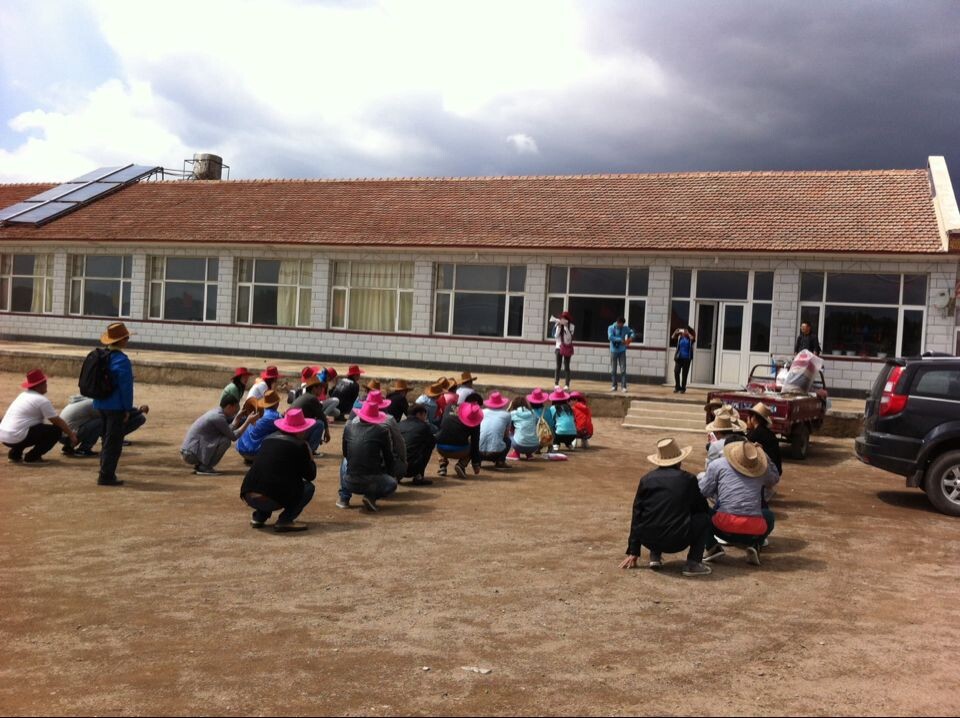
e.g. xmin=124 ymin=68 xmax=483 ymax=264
xmin=1 ymin=371 xmax=959 ymax=717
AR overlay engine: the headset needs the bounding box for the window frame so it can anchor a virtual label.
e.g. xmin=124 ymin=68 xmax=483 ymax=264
xmin=68 ymin=254 xmax=132 ymax=318
xmin=0 ymin=253 xmax=54 ymax=314
xmin=433 ymin=262 xmax=526 ymax=338
xmin=329 ymin=260 xmax=415 ymax=333
xmin=545 ymin=265 xmax=648 ymax=345
xmin=234 ymin=258 xmax=313 ymax=327
xmin=148 ymin=256 xmax=219 ymax=322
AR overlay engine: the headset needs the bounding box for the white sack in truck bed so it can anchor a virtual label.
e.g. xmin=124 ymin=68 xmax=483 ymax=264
xmin=780 ymin=350 xmax=823 ymax=395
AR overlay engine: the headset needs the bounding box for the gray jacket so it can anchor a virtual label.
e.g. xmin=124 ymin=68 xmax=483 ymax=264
xmin=699 ymin=457 xmax=779 ymax=517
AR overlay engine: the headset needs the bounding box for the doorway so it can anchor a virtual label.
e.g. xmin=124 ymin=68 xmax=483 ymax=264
xmin=691 ymin=301 xmax=717 ymax=384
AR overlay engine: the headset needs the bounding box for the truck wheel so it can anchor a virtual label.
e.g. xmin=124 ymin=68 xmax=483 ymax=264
xmin=790 ymin=424 xmax=810 ymax=460
xmin=924 ymin=450 xmax=960 ymax=517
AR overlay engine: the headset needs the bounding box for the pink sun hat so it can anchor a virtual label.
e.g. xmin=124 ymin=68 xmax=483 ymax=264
xmin=526 ymin=387 xmax=549 ymax=405
xmin=569 ymin=391 xmax=585 ymax=400
xmin=484 ymin=391 xmax=510 ymax=410
xmin=458 ymin=402 xmax=485 ymax=428
xmin=357 ymin=401 xmax=388 ymax=424
xmin=549 ymin=388 xmax=570 ymax=402
xmin=364 ymin=390 xmax=392 ymax=409
xmin=274 ymin=408 xmax=316 ymax=434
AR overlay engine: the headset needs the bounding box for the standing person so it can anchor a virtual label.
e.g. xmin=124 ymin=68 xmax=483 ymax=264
xmin=221 ymin=368 xmax=252 ymax=405
xmin=398 ymin=404 xmax=436 ymax=485
xmin=506 ymin=397 xmax=540 ymax=460
xmin=570 ymin=391 xmax=594 ymax=449
xmin=794 ymin=321 xmax=822 ymax=356
xmin=618 ymin=438 xmax=713 ymax=577
xmin=240 ymin=408 xmax=317 ymax=532
xmin=236 ymin=390 xmax=283 ymax=463
xmin=478 ymin=391 xmax=512 ymax=467
xmin=330 ymin=365 xmax=364 ymax=423
xmin=456 ymin=371 xmax=479 ymax=404
xmin=290 ymin=376 xmax=331 ymax=455
xmin=386 ymin=379 xmax=411 ymax=423
xmin=93 ymin=322 xmax=135 ymax=486
xmin=0 ymin=369 xmax=77 ymax=463
xmin=550 ymin=310 xmax=575 ymax=390
xmin=181 ymin=396 xmax=257 ymax=475
xmin=548 ymin=389 xmax=577 ymax=451
xmin=671 ymin=326 xmax=695 ymax=394
xmin=608 ymin=317 xmax=636 ymax=392
xmin=414 ymin=381 xmax=445 ymax=430
xmin=743 ymin=402 xmax=782 ymax=476
xmin=339 ymin=395 xmax=398 ymax=512
xmin=436 ymin=402 xmax=484 ymax=479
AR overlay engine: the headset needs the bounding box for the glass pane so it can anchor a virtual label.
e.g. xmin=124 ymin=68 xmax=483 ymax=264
xmin=628 ymin=300 xmax=645 ymax=343
xmin=750 ymin=303 xmax=772 ymax=352
xmin=696 ymin=304 xmax=716 ymax=350
xmin=236 ymin=285 xmax=250 ymax=323
xmin=569 ymin=267 xmax=626 ymax=295
xmin=166 ymin=257 xmax=207 ymax=281
xmin=347 ymin=289 xmax=396 ymax=331
xmin=86 ymin=255 xmax=122 ymax=278
xmin=507 ymin=296 xmax=524 ymax=337
xmin=823 ymin=305 xmax=897 ymax=357
xmin=800 ymin=272 xmax=824 ymax=302
xmin=122 ymin=256 xmax=131 ymax=279
xmin=70 ymin=279 xmax=82 ymax=313
xmin=670 ymin=299 xmax=691 ymax=346
xmin=44 ymin=278 xmax=53 ymax=312
xmin=0 ymin=254 xmax=11 ymax=274
xmin=0 ymin=278 xmax=7 ymax=310
xmin=509 ymin=266 xmax=526 ymax=293
xmin=722 ymin=305 xmax=743 ymax=351
xmin=252 ymin=286 xmax=279 ymax=324
xmin=163 ymin=282 xmax=206 ymax=321
xmin=800 ymin=306 xmax=821 ymax=338
xmin=455 ymin=264 xmax=507 ymax=291
xmin=10 ymin=277 xmax=34 ymax=312
xmin=548 ymin=266 xmax=568 ymax=294
xmin=434 ymin=292 xmax=450 ymax=333
xmin=298 ymin=288 xmax=311 ymax=326
xmin=149 ymin=283 xmax=162 ymax=318
xmin=207 ymin=258 xmax=219 ymax=281
xmin=254 ymin=259 xmax=280 ymax=284
xmin=12 ymin=254 xmax=35 ymax=275
xmin=70 ymin=255 xmax=84 ymax=277
xmin=911 ymin=367 xmax=960 ymax=399
xmin=333 ymin=261 xmax=350 ymax=287
xmin=753 ymin=272 xmax=773 ymax=301
xmin=398 ymin=291 xmax=413 ymax=331
xmin=121 ymin=282 xmax=131 ymax=316
xmin=672 ymin=269 xmax=692 ymax=297
xmin=331 ymin=288 xmax=346 ymax=327
xmin=567 ymin=296 xmax=624 ymax=343
xmin=452 ymin=292 xmax=506 ymax=336
xmin=149 ymin=256 xmax=163 ymax=280
xmin=399 ymin=262 xmax=414 ymax=290
xmin=206 ymin=286 xmax=217 ymax=321
xmin=84 ymin=279 xmax=121 ymax=316
xmin=351 ymin=263 xmax=399 ymax=289
xmin=238 ymin=259 xmax=254 ymax=283
xmin=902 ymin=275 xmax=927 ymax=306
xmin=901 ymin=309 xmax=924 ymax=357
xmin=437 ymin=263 xmax=454 ymax=290
xmin=300 ymin=261 xmax=313 ymax=286
xmin=826 ymin=273 xmax=899 ymax=304
xmin=629 ymin=268 xmax=649 ymax=297
xmin=696 ymin=270 xmax=748 ymax=300
xmin=546 ymin=297 xmax=565 ymax=337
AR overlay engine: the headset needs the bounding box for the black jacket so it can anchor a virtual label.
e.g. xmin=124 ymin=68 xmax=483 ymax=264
xmin=747 ymin=424 xmax=783 ymax=476
xmin=398 ymin=417 xmax=436 ymax=468
xmin=627 ymin=467 xmax=709 ymax=555
xmin=240 ymin=433 xmax=316 ymax=509
xmin=386 ymin=391 xmax=409 ymax=423
xmin=794 ymin=333 xmax=822 ymax=355
xmin=436 ymin=412 xmax=481 ymax=465
xmin=342 ymin=420 xmax=394 ymax=477
xmin=330 ymin=378 xmax=360 ymax=419
xmin=290 ymin=393 xmax=328 ymax=430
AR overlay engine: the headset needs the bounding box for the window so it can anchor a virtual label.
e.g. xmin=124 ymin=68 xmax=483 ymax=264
xmin=911 ymin=368 xmax=960 ymax=400
xmin=547 ymin=266 xmax=647 ymax=344
xmin=434 ymin=263 xmax=525 ymax=337
xmin=69 ymin=255 xmax=131 ymax=317
xmin=148 ymin=257 xmax=218 ymax=322
xmin=235 ymin=258 xmax=312 ymax=327
xmin=799 ymin=272 xmax=927 ymax=358
xmin=0 ymin=254 xmax=53 ymax=314
xmin=330 ymin=261 xmax=413 ymax=332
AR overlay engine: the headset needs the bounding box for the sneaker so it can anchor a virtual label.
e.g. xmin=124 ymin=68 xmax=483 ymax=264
xmin=336 ymin=499 xmax=350 ymax=509
xmin=506 ymin=450 xmax=520 ymax=461
xmin=609 ymin=386 xmax=617 ymax=392
xmin=582 ymin=438 xmax=590 ymax=449
xmin=715 ymin=536 xmax=729 ymax=546
xmin=761 ymin=538 xmax=770 ymax=548
xmin=554 ymin=385 xmax=561 ymax=392
xmin=454 ymin=464 xmax=468 ymax=479
xmin=621 ymin=387 xmax=629 ymax=393
xmin=551 ymin=444 xmax=560 ymax=452
xmin=438 ymin=466 xmax=447 ymax=477
xmin=312 ymin=450 xmax=325 ymax=458
xmin=61 ymin=445 xmax=76 ymax=456
xmin=23 ymin=456 xmax=48 ymax=464
xmin=74 ymin=448 xmax=98 ymax=458
xmin=122 ymin=440 xmax=132 ymax=447
xmin=97 ymin=478 xmax=124 ymax=486
xmin=411 ymin=476 xmax=434 ymax=486
xmin=494 ymin=461 xmax=508 ymax=469
xmin=703 ymin=545 xmax=725 ymax=563
xmin=274 ymin=521 xmax=308 ymax=532
xmin=563 ymin=385 xmax=569 ymax=392
xmin=682 ymin=562 xmax=713 ymax=577
xmin=745 ymin=546 xmax=761 ymax=566
xmin=250 ymin=518 xmax=266 ymax=528
xmin=361 ymin=496 xmax=379 ymax=512
xmin=648 ymin=551 xmax=663 ymax=569
xmin=193 ymin=465 xmax=222 ymax=476
xmin=7 ymin=450 xmax=22 ymax=463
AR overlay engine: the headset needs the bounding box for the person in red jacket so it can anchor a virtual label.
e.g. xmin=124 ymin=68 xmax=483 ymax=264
xmin=570 ymin=391 xmax=594 ymax=448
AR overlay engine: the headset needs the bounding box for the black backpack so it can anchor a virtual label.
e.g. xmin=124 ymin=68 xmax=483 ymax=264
xmin=78 ymin=348 xmax=114 ymax=400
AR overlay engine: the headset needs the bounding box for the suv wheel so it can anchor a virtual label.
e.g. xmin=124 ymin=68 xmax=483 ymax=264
xmin=924 ymin=450 xmax=960 ymax=517
xmin=790 ymin=424 xmax=810 ymax=460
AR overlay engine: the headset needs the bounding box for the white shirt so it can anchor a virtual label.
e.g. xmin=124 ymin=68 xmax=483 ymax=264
xmin=247 ymin=380 xmax=269 ymax=402
xmin=0 ymin=390 xmax=58 ymax=444
xmin=456 ymin=385 xmax=477 ymax=404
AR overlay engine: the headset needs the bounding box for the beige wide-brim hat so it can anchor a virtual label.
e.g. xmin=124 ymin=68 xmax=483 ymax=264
xmin=743 ymin=402 xmax=773 ymax=427
xmin=706 ymin=411 xmax=747 ymax=433
xmin=723 ymin=441 xmax=769 ymax=477
xmin=647 ymin=437 xmax=693 ymax=467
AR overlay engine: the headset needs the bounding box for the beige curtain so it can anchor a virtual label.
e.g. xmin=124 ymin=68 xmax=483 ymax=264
xmin=30 ymin=255 xmax=51 ymax=312
xmin=349 ymin=289 xmax=396 ymax=331
xmin=276 ymin=260 xmax=300 ymax=326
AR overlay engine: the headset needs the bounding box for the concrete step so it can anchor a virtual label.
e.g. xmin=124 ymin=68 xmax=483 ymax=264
xmin=627 ymin=404 xmax=705 ymax=419
xmin=624 ymin=415 xmax=706 ymax=431
xmin=623 ymin=398 xmax=709 ymax=432
xmin=621 ymin=422 xmax=706 ymax=435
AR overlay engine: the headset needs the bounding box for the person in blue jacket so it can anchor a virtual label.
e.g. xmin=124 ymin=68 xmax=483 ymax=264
xmin=92 ymin=322 xmax=135 ymax=486
xmin=237 ymin=390 xmax=283 ymax=463
xmin=672 ymin=326 xmax=696 ymax=393
xmin=608 ymin=317 xmax=636 ymax=392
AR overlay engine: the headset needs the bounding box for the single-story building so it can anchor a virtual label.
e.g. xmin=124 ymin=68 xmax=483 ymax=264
xmin=1 ymin=156 xmax=958 ymax=396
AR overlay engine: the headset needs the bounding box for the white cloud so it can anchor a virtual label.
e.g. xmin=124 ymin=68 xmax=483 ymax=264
xmin=506 ymin=133 xmax=539 ymax=155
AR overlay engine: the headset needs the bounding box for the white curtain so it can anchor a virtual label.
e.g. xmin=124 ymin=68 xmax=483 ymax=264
xmin=277 ymin=260 xmax=300 ymax=326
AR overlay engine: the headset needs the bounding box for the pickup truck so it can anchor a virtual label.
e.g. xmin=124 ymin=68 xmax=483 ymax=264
xmin=706 ymin=364 xmax=828 ymax=460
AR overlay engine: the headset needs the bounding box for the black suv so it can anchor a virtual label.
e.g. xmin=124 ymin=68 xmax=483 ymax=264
xmin=855 ymin=356 xmax=960 ymax=516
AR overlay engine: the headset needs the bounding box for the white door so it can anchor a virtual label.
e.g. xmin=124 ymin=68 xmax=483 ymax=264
xmin=717 ymin=303 xmax=745 ymax=386
xmin=691 ymin=301 xmax=717 ymax=384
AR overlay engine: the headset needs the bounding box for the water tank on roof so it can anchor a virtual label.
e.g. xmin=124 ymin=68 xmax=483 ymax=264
xmin=192 ymin=153 xmax=223 ymax=180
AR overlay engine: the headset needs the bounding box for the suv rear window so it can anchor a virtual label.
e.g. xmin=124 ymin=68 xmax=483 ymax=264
xmin=910 ymin=368 xmax=960 ymax=400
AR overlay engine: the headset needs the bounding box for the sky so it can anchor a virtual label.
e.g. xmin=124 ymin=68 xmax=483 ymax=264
xmin=0 ymin=0 xmax=958 ymax=193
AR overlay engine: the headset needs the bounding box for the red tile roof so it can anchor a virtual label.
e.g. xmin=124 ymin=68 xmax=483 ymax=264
xmin=0 ymin=169 xmax=947 ymax=254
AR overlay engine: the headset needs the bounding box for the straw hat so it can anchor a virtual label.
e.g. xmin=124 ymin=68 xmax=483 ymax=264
xmin=723 ymin=441 xmax=769 ymax=477
xmin=260 ymin=365 xmax=280 ymax=380
xmin=357 ymin=401 xmax=388 ymax=424
xmin=647 ymin=438 xmax=693 ymax=467
xmin=366 ymin=379 xmax=381 ymax=391
xmin=526 ymin=387 xmax=549 ymax=405
xmin=364 ymin=390 xmax=392 ymax=409
xmin=390 ymin=379 xmax=410 ymax=393
xmin=458 ymin=403 xmax=484 ymax=428
xmin=484 ymin=391 xmax=509 ymax=410
xmin=21 ymin=368 xmax=48 ymax=389
xmin=100 ymin=322 xmax=132 ymax=345
xmin=706 ymin=411 xmax=747 ymax=433
xmin=259 ymin=389 xmax=281 ymax=409
xmin=742 ymin=402 xmax=773 ymax=427
xmin=347 ymin=365 xmax=365 ymax=377
xmin=548 ymin=388 xmax=570 ymax=402
xmin=460 ymin=371 xmax=478 ymax=384
xmin=274 ymin=408 xmax=316 ymax=434
xmin=424 ymin=381 xmax=445 ymax=398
